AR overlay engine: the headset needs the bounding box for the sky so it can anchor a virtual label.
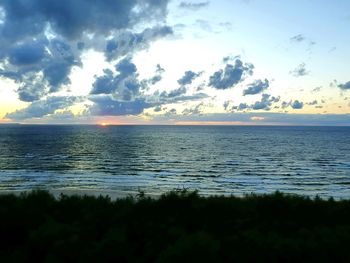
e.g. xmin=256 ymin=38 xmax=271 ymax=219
xmin=0 ymin=0 xmax=349 ymax=125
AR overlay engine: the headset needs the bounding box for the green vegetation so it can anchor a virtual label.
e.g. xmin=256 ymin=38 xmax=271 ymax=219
xmin=1 ymin=190 xmax=350 ymax=262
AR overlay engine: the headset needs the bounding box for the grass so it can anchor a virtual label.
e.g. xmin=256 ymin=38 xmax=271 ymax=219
xmin=0 ymin=189 xmax=350 ymax=262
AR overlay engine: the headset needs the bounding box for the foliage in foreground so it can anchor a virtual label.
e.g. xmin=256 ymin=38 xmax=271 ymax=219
xmin=0 ymin=190 xmax=350 ymax=262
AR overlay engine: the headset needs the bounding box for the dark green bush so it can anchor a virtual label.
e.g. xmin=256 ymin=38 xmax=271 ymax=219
xmin=0 ymin=190 xmax=350 ymax=262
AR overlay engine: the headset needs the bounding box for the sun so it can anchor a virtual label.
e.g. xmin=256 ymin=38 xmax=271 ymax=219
xmin=100 ymin=122 xmax=108 ymax=126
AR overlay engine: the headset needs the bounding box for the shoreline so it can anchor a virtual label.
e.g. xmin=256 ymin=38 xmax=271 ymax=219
xmin=0 ymin=188 xmax=347 ymax=201
xmin=0 ymin=189 xmax=163 ymax=200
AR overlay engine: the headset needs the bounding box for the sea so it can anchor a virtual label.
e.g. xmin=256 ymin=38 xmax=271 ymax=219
xmin=0 ymin=125 xmax=349 ymax=199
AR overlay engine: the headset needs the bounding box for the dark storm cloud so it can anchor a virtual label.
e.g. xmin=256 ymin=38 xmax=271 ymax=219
xmin=6 ymin=96 xmax=80 ymax=120
xmin=89 ymin=95 xmax=153 ymax=116
xmin=0 ymin=0 xmax=171 ymax=109
xmin=243 ymin=79 xmax=269 ymax=95
xmin=179 ymin=1 xmax=209 ymax=10
xmin=338 ymin=81 xmax=350 ymax=90
xmin=177 ymin=70 xmax=202 ymax=86
xmin=290 ymin=63 xmax=309 ymax=77
xmin=209 ymin=59 xmax=254 ymax=89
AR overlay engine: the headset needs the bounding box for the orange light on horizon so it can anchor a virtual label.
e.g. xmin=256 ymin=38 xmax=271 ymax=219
xmin=100 ymin=122 xmax=108 ymax=126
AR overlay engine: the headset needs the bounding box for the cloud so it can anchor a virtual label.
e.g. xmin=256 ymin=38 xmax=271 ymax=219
xmin=307 ymin=100 xmax=318 ymax=106
xmin=90 ymin=69 xmax=116 ymax=95
xmin=232 ymin=103 xmax=250 ymax=111
xmin=0 ymin=38 xmax=81 ymax=101
xmin=89 ymin=95 xmax=153 ymax=116
xmin=0 ymin=0 xmax=171 ymax=102
xmin=219 ymin=22 xmax=233 ymax=31
xmin=177 ymin=70 xmax=202 ymax=86
xmin=104 ymin=26 xmax=173 ymax=61
xmin=290 ymin=63 xmax=309 ymax=77
xmin=17 ymin=76 xmax=48 ymax=102
xmin=9 ymin=41 xmax=47 ymax=66
xmin=226 ymin=94 xmax=280 ymax=112
xmin=243 ymin=79 xmax=269 ymax=95
xmin=251 ymin=94 xmax=279 ymax=110
xmin=164 ymin=108 xmax=177 ymax=116
xmin=290 ymin=34 xmax=305 ymax=43
xmin=179 ymin=1 xmax=209 ymax=11
xmin=160 ymin=93 xmax=209 ymax=105
xmin=223 ymin=100 xmax=232 ymax=111
xmin=291 ymin=100 xmax=304 ymax=109
xmin=89 ymin=58 xmax=208 ymax=117
xmin=290 ymin=34 xmax=316 ymax=51
xmin=165 ymin=87 xmax=187 ymax=98
xmin=312 ymin=86 xmax=322 ymax=93
xmin=149 ymin=64 xmax=165 ymax=85
xmin=237 ymin=103 xmax=249 ymax=111
xmin=195 ymin=19 xmax=212 ymax=32
xmin=0 ymin=0 xmax=169 ymax=42
xmin=281 ymin=100 xmax=304 ymax=110
xmin=91 ymin=57 xmax=141 ymax=101
xmin=182 ymin=102 xmax=204 ymax=115
xmin=209 ymin=59 xmax=254 ymax=89
xmin=157 ymin=85 xmax=208 ymax=104
xmin=338 ymin=81 xmax=350 ymax=90
xmin=140 ymin=64 xmax=166 ymax=90
xmin=6 ymin=96 xmax=80 ymax=120
xmin=153 ymin=105 xmax=163 ymax=112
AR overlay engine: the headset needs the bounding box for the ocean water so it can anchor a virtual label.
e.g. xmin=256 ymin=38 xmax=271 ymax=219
xmin=0 ymin=125 xmax=349 ymax=198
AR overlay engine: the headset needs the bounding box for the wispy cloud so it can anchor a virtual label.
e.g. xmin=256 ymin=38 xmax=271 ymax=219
xmin=179 ymin=1 xmax=209 ymax=11
xmin=290 ymin=63 xmax=309 ymax=77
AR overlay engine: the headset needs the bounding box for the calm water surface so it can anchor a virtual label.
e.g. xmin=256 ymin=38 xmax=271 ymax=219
xmin=0 ymin=125 xmax=349 ymax=198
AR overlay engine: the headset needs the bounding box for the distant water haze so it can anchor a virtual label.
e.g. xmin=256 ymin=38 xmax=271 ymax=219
xmin=0 ymin=125 xmax=349 ymax=199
